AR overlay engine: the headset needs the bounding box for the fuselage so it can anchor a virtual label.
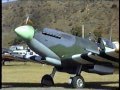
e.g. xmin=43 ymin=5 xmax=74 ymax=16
xmin=26 ymin=28 xmax=119 ymax=68
xmin=33 ymin=28 xmax=91 ymax=59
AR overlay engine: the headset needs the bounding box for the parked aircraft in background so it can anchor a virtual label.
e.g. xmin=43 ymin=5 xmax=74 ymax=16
xmin=2 ymin=45 xmax=39 ymax=65
xmin=9 ymin=45 xmax=24 ymax=51
xmin=14 ymin=17 xmax=119 ymax=88
xmin=2 ymin=48 xmax=14 ymax=65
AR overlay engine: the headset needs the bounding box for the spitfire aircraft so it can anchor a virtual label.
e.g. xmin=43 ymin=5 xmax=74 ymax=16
xmin=14 ymin=17 xmax=119 ymax=88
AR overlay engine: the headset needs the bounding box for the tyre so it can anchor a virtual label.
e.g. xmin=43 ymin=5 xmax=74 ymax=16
xmin=71 ymin=75 xmax=85 ymax=88
xmin=41 ymin=74 xmax=54 ymax=86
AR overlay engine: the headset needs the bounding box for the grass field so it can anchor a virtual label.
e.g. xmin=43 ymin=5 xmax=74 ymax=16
xmin=2 ymin=61 xmax=119 ymax=89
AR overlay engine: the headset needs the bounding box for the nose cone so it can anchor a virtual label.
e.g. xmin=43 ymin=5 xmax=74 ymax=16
xmin=15 ymin=25 xmax=34 ymax=40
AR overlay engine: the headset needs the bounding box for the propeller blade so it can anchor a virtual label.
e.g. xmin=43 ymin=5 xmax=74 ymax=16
xmin=26 ymin=16 xmax=30 ymax=24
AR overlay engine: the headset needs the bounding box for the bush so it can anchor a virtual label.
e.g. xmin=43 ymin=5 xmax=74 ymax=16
xmin=71 ymin=26 xmax=82 ymax=37
xmin=8 ymin=36 xmax=24 ymax=45
xmin=93 ymin=29 xmax=102 ymax=40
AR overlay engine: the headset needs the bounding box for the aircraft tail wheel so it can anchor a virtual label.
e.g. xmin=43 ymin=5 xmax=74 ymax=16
xmin=71 ymin=75 xmax=85 ymax=88
xmin=41 ymin=74 xmax=54 ymax=86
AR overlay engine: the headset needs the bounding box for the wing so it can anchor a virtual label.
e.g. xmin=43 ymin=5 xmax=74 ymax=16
xmin=71 ymin=48 xmax=119 ymax=67
xmin=71 ymin=49 xmax=118 ymax=75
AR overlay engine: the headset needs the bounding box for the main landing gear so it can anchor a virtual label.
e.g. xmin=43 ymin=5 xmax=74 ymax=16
xmin=41 ymin=67 xmax=56 ymax=86
xmin=70 ymin=75 xmax=84 ymax=88
xmin=70 ymin=65 xmax=85 ymax=88
xmin=41 ymin=65 xmax=85 ymax=88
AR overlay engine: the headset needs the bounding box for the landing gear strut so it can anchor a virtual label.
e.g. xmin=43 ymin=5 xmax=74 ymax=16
xmin=41 ymin=67 xmax=56 ymax=86
xmin=70 ymin=65 xmax=85 ymax=88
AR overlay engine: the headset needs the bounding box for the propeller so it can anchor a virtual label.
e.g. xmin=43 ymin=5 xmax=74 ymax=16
xmin=26 ymin=14 xmax=33 ymax=25
xmin=25 ymin=15 xmax=30 ymax=24
xmin=20 ymin=14 xmax=33 ymax=26
xmin=15 ymin=14 xmax=35 ymax=40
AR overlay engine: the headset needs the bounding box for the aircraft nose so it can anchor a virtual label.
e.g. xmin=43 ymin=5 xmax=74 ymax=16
xmin=14 ymin=25 xmax=34 ymax=40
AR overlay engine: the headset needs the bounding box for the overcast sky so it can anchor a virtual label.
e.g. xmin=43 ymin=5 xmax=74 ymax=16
xmin=2 ymin=0 xmax=17 ymax=3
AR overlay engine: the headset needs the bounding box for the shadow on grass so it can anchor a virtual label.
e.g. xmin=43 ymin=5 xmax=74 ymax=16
xmin=2 ymin=81 xmax=119 ymax=89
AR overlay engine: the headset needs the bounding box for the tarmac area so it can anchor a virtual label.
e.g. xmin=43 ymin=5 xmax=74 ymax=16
xmin=2 ymin=61 xmax=119 ymax=90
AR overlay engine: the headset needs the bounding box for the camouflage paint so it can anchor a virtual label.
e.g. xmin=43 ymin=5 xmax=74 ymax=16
xmin=34 ymin=28 xmax=99 ymax=60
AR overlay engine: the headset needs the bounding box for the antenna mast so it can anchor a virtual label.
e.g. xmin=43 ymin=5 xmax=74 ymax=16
xmin=82 ymin=25 xmax=84 ymax=38
xmin=109 ymin=27 xmax=112 ymax=41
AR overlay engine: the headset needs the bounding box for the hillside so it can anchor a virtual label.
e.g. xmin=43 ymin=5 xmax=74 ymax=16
xmin=2 ymin=0 xmax=119 ymax=48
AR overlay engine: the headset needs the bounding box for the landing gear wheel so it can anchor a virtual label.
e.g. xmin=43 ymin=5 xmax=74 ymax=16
xmin=71 ymin=75 xmax=85 ymax=88
xmin=41 ymin=74 xmax=54 ymax=87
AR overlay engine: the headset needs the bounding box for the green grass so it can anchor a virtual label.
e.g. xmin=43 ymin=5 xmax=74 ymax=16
xmin=2 ymin=61 xmax=119 ymax=88
xmin=2 ymin=61 xmax=70 ymax=83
